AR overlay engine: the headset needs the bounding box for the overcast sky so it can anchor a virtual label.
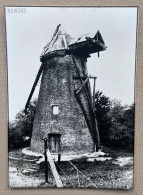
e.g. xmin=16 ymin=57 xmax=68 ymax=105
xmin=5 ymin=7 xmax=137 ymax=121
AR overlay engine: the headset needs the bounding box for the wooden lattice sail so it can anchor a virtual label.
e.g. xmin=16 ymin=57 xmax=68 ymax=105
xmin=26 ymin=24 xmax=107 ymax=154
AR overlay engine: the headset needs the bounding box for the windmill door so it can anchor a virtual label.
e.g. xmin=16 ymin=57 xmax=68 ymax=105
xmin=48 ymin=134 xmax=61 ymax=153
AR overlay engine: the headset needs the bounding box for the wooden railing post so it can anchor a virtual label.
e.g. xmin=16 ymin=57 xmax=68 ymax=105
xmin=57 ymin=153 xmax=61 ymax=173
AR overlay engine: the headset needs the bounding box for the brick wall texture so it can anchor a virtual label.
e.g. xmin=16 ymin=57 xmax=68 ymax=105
xmin=30 ymin=54 xmax=95 ymax=154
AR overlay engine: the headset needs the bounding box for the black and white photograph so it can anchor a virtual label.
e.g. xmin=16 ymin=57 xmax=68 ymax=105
xmin=6 ymin=7 xmax=137 ymax=189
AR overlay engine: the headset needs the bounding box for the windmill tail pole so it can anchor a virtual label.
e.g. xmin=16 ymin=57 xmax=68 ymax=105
xmin=47 ymin=149 xmax=63 ymax=187
xmin=24 ymin=63 xmax=44 ymax=112
xmin=71 ymin=54 xmax=100 ymax=151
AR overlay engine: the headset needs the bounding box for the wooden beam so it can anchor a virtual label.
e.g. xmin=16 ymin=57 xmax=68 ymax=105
xmin=94 ymin=118 xmax=100 ymax=151
xmin=73 ymin=76 xmax=97 ymax=80
xmin=71 ymin=55 xmax=95 ymax=117
xmin=71 ymin=54 xmax=100 ymax=150
xmin=25 ymin=63 xmax=44 ymax=112
xmin=47 ymin=149 xmax=63 ymax=187
xmin=74 ymin=92 xmax=95 ymax=140
xmin=92 ymin=78 xmax=96 ymax=112
xmin=75 ymin=76 xmax=90 ymax=95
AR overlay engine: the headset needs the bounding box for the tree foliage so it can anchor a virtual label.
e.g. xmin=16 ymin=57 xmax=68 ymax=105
xmin=9 ymin=99 xmax=37 ymax=150
xmin=94 ymin=91 xmax=135 ymax=151
xmin=108 ymin=101 xmax=134 ymax=151
xmin=94 ymin=91 xmax=111 ymax=145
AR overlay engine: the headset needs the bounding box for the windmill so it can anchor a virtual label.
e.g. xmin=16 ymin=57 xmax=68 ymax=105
xmin=25 ymin=24 xmax=107 ymax=155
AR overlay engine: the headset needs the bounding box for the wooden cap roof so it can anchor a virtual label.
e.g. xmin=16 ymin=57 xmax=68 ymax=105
xmin=41 ymin=24 xmax=73 ymax=57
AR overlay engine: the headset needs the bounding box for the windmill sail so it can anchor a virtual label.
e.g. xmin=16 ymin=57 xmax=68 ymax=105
xmin=25 ymin=63 xmax=44 ymax=112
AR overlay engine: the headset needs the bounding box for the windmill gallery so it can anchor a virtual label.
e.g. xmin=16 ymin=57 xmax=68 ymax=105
xmin=24 ymin=24 xmax=107 ymax=156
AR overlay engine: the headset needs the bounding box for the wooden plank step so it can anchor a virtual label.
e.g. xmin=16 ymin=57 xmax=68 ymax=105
xmin=25 ymin=168 xmax=37 ymax=172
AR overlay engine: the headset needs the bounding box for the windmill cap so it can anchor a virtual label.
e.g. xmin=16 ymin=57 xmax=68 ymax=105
xmin=41 ymin=24 xmax=73 ymax=57
xmin=41 ymin=25 xmax=106 ymax=59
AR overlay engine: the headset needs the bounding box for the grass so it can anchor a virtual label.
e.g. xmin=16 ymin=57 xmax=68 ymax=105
xmin=9 ymin=147 xmax=133 ymax=189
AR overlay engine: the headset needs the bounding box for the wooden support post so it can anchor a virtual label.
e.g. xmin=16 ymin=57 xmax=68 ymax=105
xmin=95 ymin=119 xmax=100 ymax=151
xmin=43 ymin=138 xmax=48 ymax=183
xmin=57 ymin=154 xmax=61 ymax=173
xmin=92 ymin=77 xmax=100 ymax=151
xmin=93 ymin=77 xmax=96 ymax=112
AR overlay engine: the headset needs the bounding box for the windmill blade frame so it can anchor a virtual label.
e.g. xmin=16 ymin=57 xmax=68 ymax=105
xmin=25 ymin=63 xmax=44 ymax=112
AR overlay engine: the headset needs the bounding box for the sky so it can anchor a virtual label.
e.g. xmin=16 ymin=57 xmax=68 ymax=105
xmin=5 ymin=7 xmax=137 ymax=121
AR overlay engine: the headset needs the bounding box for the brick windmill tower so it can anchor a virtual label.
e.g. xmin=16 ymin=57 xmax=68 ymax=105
xmin=25 ymin=24 xmax=106 ymax=155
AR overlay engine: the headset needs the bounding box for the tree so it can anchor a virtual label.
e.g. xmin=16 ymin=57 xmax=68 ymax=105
xmin=9 ymin=98 xmax=37 ymax=150
xmin=108 ymin=101 xmax=134 ymax=151
xmin=94 ymin=91 xmax=135 ymax=151
xmin=122 ymin=103 xmax=135 ymax=150
xmin=94 ymin=91 xmax=112 ymax=145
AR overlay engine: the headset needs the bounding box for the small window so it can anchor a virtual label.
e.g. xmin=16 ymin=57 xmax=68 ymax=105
xmin=52 ymin=105 xmax=59 ymax=115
